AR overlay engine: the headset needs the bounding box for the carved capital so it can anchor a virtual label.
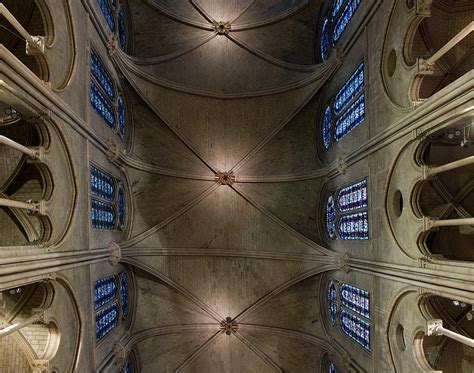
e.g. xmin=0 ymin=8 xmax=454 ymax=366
xmin=26 ymin=36 xmax=45 ymax=56
xmin=339 ymin=254 xmax=350 ymax=273
xmin=336 ymin=156 xmax=347 ymax=174
xmin=31 ymin=360 xmax=49 ymax=373
xmin=216 ymin=171 xmax=236 ymax=186
xmin=107 ymin=140 xmax=121 ymax=163
xmin=107 ymin=36 xmax=119 ymax=56
xmin=415 ymin=0 xmax=433 ymax=16
xmin=334 ymin=46 xmax=345 ymax=64
xmin=417 ymin=58 xmax=435 ymax=75
xmin=109 ymin=243 xmax=121 ymax=266
xmin=113 ymin=342 xmax=127 ymax=365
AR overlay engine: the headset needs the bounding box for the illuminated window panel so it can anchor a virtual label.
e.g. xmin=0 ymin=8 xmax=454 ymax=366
xmin=329 ymin=362 xmax=340 ymax=373
xmin=90 ymin=165 xmax=116 ymax=201
xmin=334 ymin=63 xmax=364 ymax=114
xmin=90 ymin=51 xmax=115 ymax=99
xmin=97 ymin=0 xmax=115 ymax=32
xmin=94 ymin=275 xmax=117 ymax=310
xmin=340 ymin=310 xmax=370 ymax=350
xmin=337 ymin=179 xmax=368 ymax=212
xmin=95 ymin=302 xmax=118 ymax=341
xmin=91 ymin=199 xmax=116 ymax=229
xmin=90 ymin=81 xmax=116 ymax=129
xmin=326 ymin=195 xmax=337 ymax=239
xmin=322 ymin=106 xmax=332 ymax=149
xmin=332 ymin=0 xmax=345 ymax=18
xmin=117 ymin=185 xmax=126 ymax=228
xmin=321 ymin=18 xmax=331 ymax=62
xmin=337 ymin=211 xmax=369 ymax=240
xmin=334 ymin=94 xmax=365 ymax=142
xmin=120 ymin=272 xmax=128 ymax=318
xmin=333 ymin=0 xmax=362 ymax=43
xmin=123 ymin=360 xmax=133 ymax=373
xmin=118 ymin=5 xmax=127 ymax=50
xmin=118 ymin=93 xmax=126 ymax=139
xmin=340 ymin=284 xmax=370 ymax=318
xmin=327 ymin=280 xmax=338 ymax=324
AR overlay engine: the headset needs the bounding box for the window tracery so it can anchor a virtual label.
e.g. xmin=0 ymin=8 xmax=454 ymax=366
xmin=327 ymin=280 xmax=371 ymax=351
xmin=89 ymin=49 xmax=126 ymax=139
xmin=321 ymin=63 xmax=366 ymax=148
xmin=96 ymin=0 xmax=127 ymax=50
xmin=94 ymin=271 xmax=129 ymax=342
xmin=328 ymin=362 xmax=340 ymax=373
xmin=89 ymin=164 xmax=126 ymax=230
xmin=325 ymin=179 xmax=369 ymax=240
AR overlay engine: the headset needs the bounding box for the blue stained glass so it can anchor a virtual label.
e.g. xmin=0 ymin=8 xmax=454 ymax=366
xmin=90 ymin=51 xmax=115 ymax=99
xmin=327 ymin=280 xmax=337 ymax=324
xmin=118 ymin=93 xmax=125 ymax=139
xmin=322 ymin=106 xmax=332 ymax=149
xmin=337 ymin=179 xmax=368 ymax=212
xmin=97 ymin=0 xmax=115 ymax=32
xmin=117 ymin=185 xmax=125 ymax=228
xmin=124 ymin=360 xmax=133 ymax=373
xmin=94 ymin=275 xmax=117 ymax=310
xmin=90 ymin=81 xmax=116 ymax=128
xmin=91 ymin=199 xmax=116 ymax=229
xmin=340 ymin=283 xmax=370 ymax=318
xmin=321 ymin=18 xmax=330 ymax=62
xmin=326 ymin=195 xmax=336 ymax=239
xmin=96 ymin=302 xmax=118 ymax=341
xmin=334 ymin=94 xmax=365 ymax=142
xmin=118 ymin=5 xmax=127 ymax=50
xmin=340 ymin=310 xmax=370 ymax=350
xmin=120 ymin=272 xmax=128 ymax=318
xmin=334 ymin=63 xmax=364 ymax=114
xmin=337 ymin=211 xmax=369 ymax=240
xmin=90 ymin=165 xmax=116 ymax=201
xmin=329 ymin=362 xmax=340 ymax=373
xmin=332 ymin=0 xmax=345 ymax=18
xmin=333 ymin=0 xmax=362 ymax=43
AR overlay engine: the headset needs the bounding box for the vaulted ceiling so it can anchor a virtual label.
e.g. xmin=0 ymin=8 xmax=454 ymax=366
xmin=118 ymin=0 xmax=341 ymax=371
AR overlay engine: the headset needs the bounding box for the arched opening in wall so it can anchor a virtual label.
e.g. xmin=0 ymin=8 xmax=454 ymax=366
xmin=408 ymin=0 xmax=474 ymax=101
xmin=0 ymin=0 xmax=50 ymax=81
xmin=0 ymin=282 xmax=60 ymax=372
xmin=415 ymin=124 xmax=474 ymax=261
xmin=0 ymin=117 xmax=52 ymax=245
xmin=418 ymin=295 xmax=474 ymax=372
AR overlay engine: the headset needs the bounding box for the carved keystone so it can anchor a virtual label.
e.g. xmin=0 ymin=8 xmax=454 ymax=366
xmin=216 ymin=171 xmax=235 ymax=185
xmin=213 ymin=21 xmax=231 ymax=35
xmin=109 ymin=243 xmax=121 ymax=266
xmin=220 ymin=317 xmax=238 ymax=335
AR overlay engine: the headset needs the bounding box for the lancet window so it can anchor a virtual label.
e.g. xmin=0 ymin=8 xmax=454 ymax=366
xmin=97 ymin=0 xmax=127 ymax=50
xmin=322 ymin=62 xmax=365 ymax=148
xmin=89 ymin=164 xmax=126 ymax=230
xmin=325 ymin=178 xmax=369 ymax=240
xmin=94 ymin=272 xmax=129 ymax=342
xmin=327 ymin=280 xmax=371 ymax=351
xmin=89 ymin=49 xmax=126 ymax=139
xmin=320 ymin=0 xmax=363 ymax=61
xmin=328 ymin=362 xmax=340 ymax=373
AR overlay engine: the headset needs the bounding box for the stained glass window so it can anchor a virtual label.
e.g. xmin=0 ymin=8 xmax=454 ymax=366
xmin=333 ymin=0 xmax=362 ymax=43
xmin=334 ymin=63 xmax=364 ymax=114
xmin=321 ymin=18 xmax=331 ymax=62
xmin=326 ymin=195 xmax=336 ymax=239
xmin=334 ymin=94 xmax=365 ymax=142
xmin=90 ymin=51 xmax=115 ymax=99
xmin=117 ymin=185 xmax=125 ymax=228
xmin=327 ymin=280 xmax=338 ymax=324
xmin=340 ymin=283 xmax=370 ymax=318
xmin=91 ymin=199 xmax=116 ymax=229
xmin=118 ymin=93 xmax=126 ymax=139
xmin=340 ymin=310 xmax=370 ymax=351
xmin=332 ymin=0 xmax=345 ymax=18
xmin=97 ymin=0 xmax=115 ymax=32
xmin=89 ymin=48 xmax=126 ymax=139
xmin=123 ymin=360 xmax=133 ymax=373
xmin=96 ymin=302 xmax=119 ymax=341
xmin=118 ymin=5 xmax=127 ymax=50
xmin=329 ymin=362 xmax=340 ymax=373
xmin=322 ymin=106 xmax=332 ymax=149
xmin=337 ymin=211 xmax=369 ymax=240
xmin=120 ymin=272 xmax=128 ymax=318
xmin=90 ymin=81 xmax=116 ymax=128
xmin=94 ymin=275 xmax=118 ymax=310
xmin=337 ymin=179 xmax=368 ymax=212
xmin=90 ymin=165 xmax=116 ymax=201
